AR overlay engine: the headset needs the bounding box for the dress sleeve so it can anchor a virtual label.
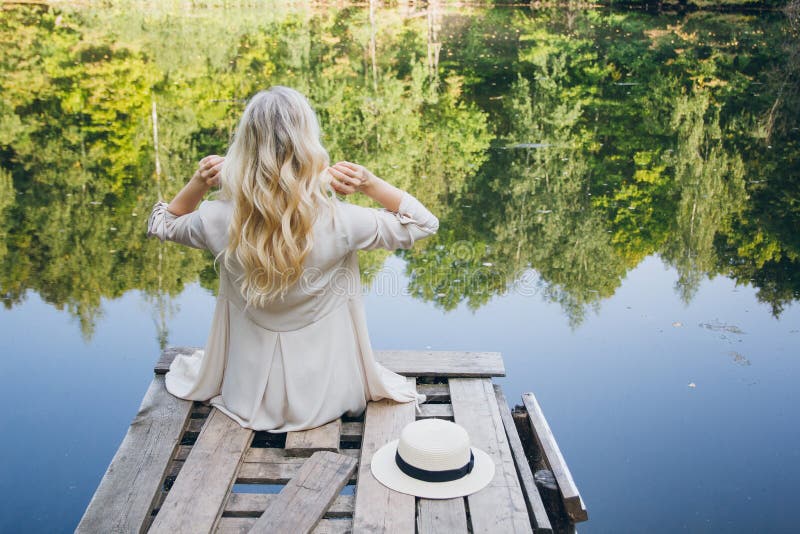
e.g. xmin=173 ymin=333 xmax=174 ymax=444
xmin=339 ymin=191 xmax=439 ymax=251
xmin=146 ymin=200 xmax=209 ymax=250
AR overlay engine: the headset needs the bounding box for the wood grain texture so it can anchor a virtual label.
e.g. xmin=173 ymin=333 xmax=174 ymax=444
xmin=238 ymin=448 xmax=358 ymax=484
xmin=225 ymin=493 xmax=354 ymax=517
xmin=416 ymin=383 xmax=450 ymax=401
xmin=521 ymin=393 xmax=588 ymax=523
xmin=76 ymin=375 xmax=192 ymax=534
xmin=375 ymin=351 xmax=505 ymax=377
xmin=247 ymin=451 xmax=357 ymax=534
xmin=416 ymin=498 xmax=468 ymax=534
xmin=149 ymin=408 xmax=254 ymax=534
xmin=154 ymin=346 xmax=197 ymax=374
xmin=215 ymin=517 xmax=352 ymax=534
xmin=155 ymin=349 xmax=504 ymax=377
xmin=417 ymin=403 xmax=453 ymax=418
xmin=449 ymin=378 xmax=532 ymax=534
xmin=285 ymin=419 xmax=342 ymax=457
xmin=352 ymin=377 xmax=417 ymax=533
xmin=494 ymin=385 xmax=553 ymax=533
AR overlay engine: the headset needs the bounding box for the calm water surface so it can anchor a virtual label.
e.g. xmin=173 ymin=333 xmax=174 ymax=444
xmin=0 ymin=3 xmax=798 ymax=533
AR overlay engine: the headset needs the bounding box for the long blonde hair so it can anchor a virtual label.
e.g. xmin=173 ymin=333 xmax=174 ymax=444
xmin=219 ymin=87 xmax=335 ymax=307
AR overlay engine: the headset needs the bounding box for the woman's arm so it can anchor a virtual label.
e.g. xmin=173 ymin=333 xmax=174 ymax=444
xmin=328 ymin=161 xmax=439 ymax=251
xmin=146 ymin=155 xmax=224 ymax=250
xmin=328 ymin=161 xmax=404 ymax=212
xmin=167 ymin=155 xmax=224 ymax=216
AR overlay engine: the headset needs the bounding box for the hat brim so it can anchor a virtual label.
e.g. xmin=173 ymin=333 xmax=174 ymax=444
xmin=370 ymin=439 xmax=496 ymax=499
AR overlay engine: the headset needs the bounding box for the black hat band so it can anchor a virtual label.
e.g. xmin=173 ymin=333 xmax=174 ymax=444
xmin=394 ymin=449 xmax=475 ymax=483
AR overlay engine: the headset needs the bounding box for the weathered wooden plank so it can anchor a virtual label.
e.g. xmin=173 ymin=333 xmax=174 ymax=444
xmin=418 ymin=403 xmax=453 ymax=418
xmin=494 ymin=385 xmax=552 ymax=533
xmin=417 ymin=382 xmax=450 ymax=401
xmin=416 ymin=498 xmax=469 ymax=534
xmin=449 ymin=378 xmax=532 ymax=534
xmin=238 ymin=448 xmax=358 ymax=484
xmin=376 ymin=351 xmax=504 ymax=376
xmin=154 ymin=346 xmax=198 ymax=373
xmin=187 ymin=417 xmax=206 ymax=433
xmin=247 ymin=451 xmax=357 ymax=533
xmin=175 ymin=444 xmax=193 ymax=461
xmin=340 ymin=421 xmax=363 ymax=441
xmin=521 ymin=393 xmax=588 ymax=523
xmin=353 ymin=377 xmax=417 ymax=533
xmin=76 ymin=375 xmax=192 ymax=534
xmin=149 ymin=408 xmax=254 ymax=534
xmin=225 ymin=493 xmax=354 ymax=517
xmin=284 ymin=419 xmax=342 ymax=457
xmin=216 ymin=517 xmax=352 ymax=534
xmin=155 ymin=349 xmax=504 ymax=377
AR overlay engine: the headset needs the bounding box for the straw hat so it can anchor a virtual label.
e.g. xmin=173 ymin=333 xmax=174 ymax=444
xmin=370 ymin=418 xmax=495 ymax=499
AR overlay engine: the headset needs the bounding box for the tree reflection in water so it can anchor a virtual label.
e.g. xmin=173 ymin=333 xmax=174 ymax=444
xmin=0 ymin=3 xmax=797 ymax=337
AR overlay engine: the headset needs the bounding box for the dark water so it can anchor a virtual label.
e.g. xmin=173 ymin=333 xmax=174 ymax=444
xmin=1 ymin=3 xmax=799 ymax=532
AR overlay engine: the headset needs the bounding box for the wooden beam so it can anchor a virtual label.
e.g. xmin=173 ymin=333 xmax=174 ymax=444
xmin=247 ymin=451 xmax=357 ymax=534
xmin=155 ymin=349 xmax=505 ymax=377
xmin=154 ymin=346 xmax=197 ymax=373
xmin=216 ymin=517 xmax=352 ymax=533
xmin=416 ymin=498 xmax=468 ymax=533
xmin=494 ymin=385 xmax=553 ymax=533
xmin=449 ymin=378 xmax=532 ymax=534
xmin=521 ymin=393 xmax=588 ymax=523
xmin=237 ymin=448 xmax=358 ymax=484
xmin=417 ymin=382 xmax=450 ymax=401
xmin=225 ymin=493 xmax=354 ymax=518
xmin=148 ymin=408 xmax=254 ymax=534
xmin=353 ymin=377 xmax=417 ymax=533
xmin=376 ymin=351 xmax=505 ymax=377
xmin=418 ymin=403 xmax=453 ymax=418
xmin=285 ymin=419 xmax=342 ymax=457
xmin=76 ymin=375 xmax=192 ymax=534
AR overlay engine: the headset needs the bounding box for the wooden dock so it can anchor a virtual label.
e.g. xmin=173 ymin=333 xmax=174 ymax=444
xmin=77 ymin=348 xmax=587 ymax=533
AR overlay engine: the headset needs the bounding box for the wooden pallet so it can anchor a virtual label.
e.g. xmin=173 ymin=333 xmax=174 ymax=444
xmin=77 ymin=348 xmax=587 ymax=533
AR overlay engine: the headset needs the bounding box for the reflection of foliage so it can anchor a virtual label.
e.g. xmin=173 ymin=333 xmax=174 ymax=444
xmin=0 ymin=3 xmax=798 ymax=337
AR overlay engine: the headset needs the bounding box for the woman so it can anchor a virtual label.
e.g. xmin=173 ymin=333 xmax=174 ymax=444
xmin=146 ymin=86 xmax=438 ymax=432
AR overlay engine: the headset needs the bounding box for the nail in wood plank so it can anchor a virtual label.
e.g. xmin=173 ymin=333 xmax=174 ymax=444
xmin=76 ymin=375 xmax=192 ymax=534
xmin=493 ymin=385 xmax=553 ymax=533
xmin=449 ymin=378 xmax=532 ymax=534
xmin=246 ymin=451 xmax=357 ymax=534
xmin=285 ymin=418 xmax=342 ymax=457
xmin=353 ymin=377 xmax=417 ymax=533
xmin=521 ymin=393 xmax=587 ymax=523
xmin=416 ymin=498 xmax=468 ymax=534
xmin=149 ymin=408 xmax=253 ymax=534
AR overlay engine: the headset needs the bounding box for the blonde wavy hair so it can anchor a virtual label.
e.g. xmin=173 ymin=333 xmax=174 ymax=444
xmin=219 ymin=87 xmax=335 ymax=307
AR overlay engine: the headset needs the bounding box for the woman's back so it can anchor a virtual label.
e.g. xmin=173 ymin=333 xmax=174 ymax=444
xmin=181 ymin=191 xmax=437 ymax=333
xmin=145 ymin=85 xmax=438 ymax=431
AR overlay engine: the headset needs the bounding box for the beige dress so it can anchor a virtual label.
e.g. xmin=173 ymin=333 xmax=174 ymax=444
xmin=146 ymin=190 xmax=438 ymax=432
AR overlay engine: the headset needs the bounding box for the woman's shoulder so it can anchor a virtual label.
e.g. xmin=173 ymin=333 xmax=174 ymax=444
xmin=198 ymin=197 xmax=233 ymax=221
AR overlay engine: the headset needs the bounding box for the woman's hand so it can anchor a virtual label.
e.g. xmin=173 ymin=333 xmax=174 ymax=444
xmin=328 ymin=161 xmax=402 ymax=212
xmin=192 ymin=155 xmax=225 ymax=189
xmin=328 ymin=161 xmax=375 ymax=195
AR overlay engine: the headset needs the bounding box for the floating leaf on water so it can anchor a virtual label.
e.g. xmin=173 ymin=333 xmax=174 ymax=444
xmin=729 ymin=351 xmax=751 ymax=366
xmin=699 ymin=321 xmax=745 ymax=335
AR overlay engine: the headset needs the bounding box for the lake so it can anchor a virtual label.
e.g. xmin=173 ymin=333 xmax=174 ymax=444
xmin=1 ymin=2 xmax=798 ymax=532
